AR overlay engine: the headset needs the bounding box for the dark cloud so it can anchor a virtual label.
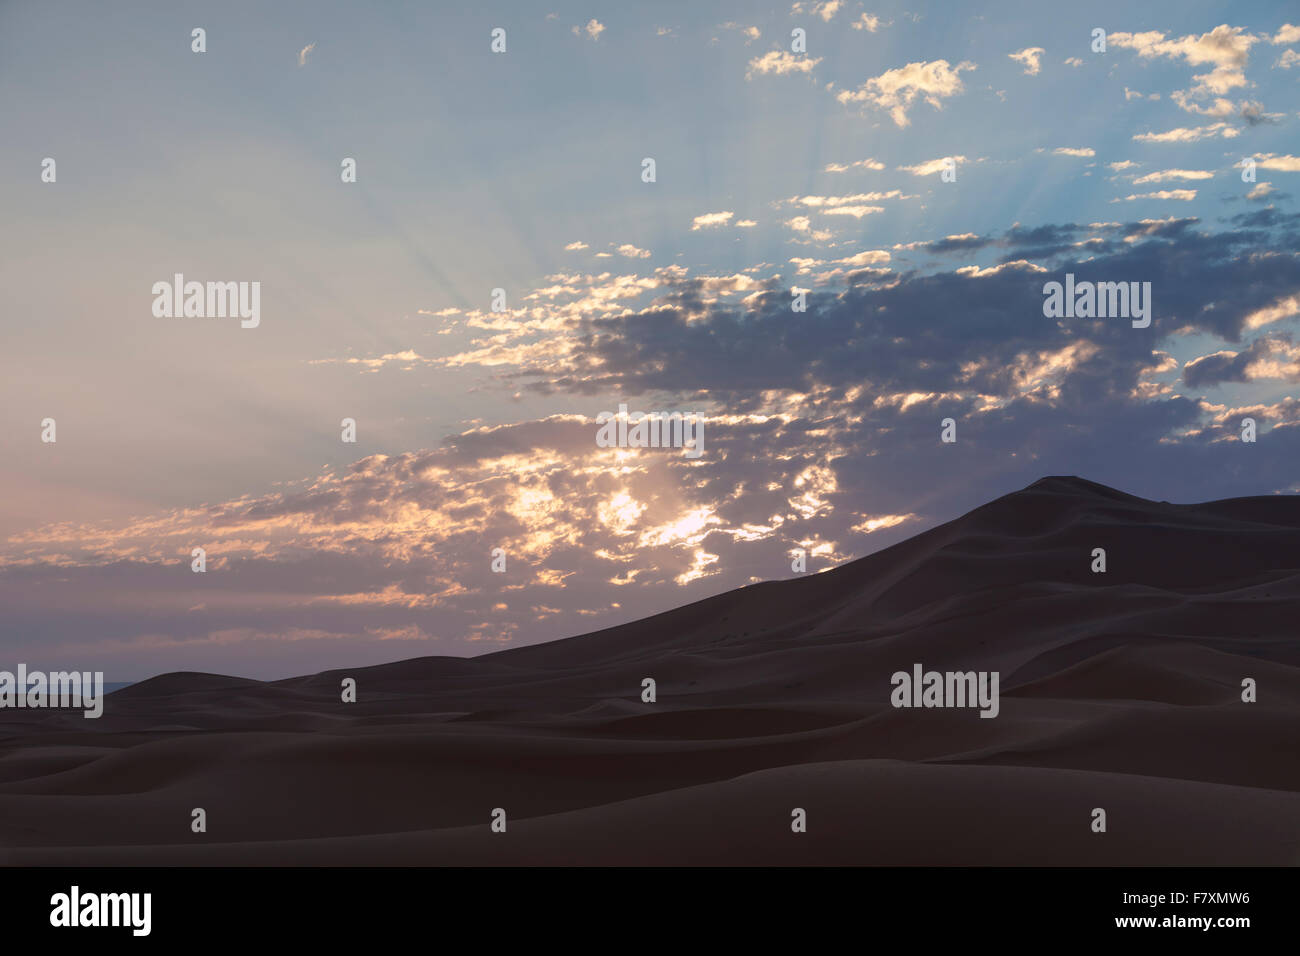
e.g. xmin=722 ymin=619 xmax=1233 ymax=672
xmin=1003 ymin=223 xmax=1088 ymax=247
xmin=923 ymin=234 xmax=996 ymax=253
xmin=528 ymin=217 xmax=1298 ymax=404
xmin=1184 ymin=334 xmax=1298 ymax=388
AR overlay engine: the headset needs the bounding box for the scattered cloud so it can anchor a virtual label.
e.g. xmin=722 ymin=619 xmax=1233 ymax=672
xmin=852 ymin=14 xmax=887 ymax=32
xmin=781 ymin=191 xmax=909 ymax=207
xmin=1258 ymin=153 xmax=1300 ymax=172
xmin=1132 ymin=122 xmax=1240 ymax=143
xmin=1243 ymin=294 xmax=1300 ymax=330
xmin=1270 ymin=24 xmax=1300 ymax=45
xmin=1184 ymin=334 xmax=1300 ymax=387
xmin=791 ymin=1 xmax=843 ymax=22
xmin=834 ymin=59 xmax=977 ymax=127
xmin=898 ymin=155 xmax=968 ymax=176
xmin=574 ymin=19 xmax=605 ymax=41
xmin=1008 ymin=47 xmax=1045 ymax=75
xmin=1124 ymin=87 xmax=1162 ymax=101
xmin=720 ymin=22 xmax=761 ymax=43
xmin=692 ymin=211 xmax=736 ymax=230
xmin=824 ymin=158 xmax=886 ymax=173
xmin=747 ymin=50 xmax=822 ymax=78
xmin=785 ymin=216 xmax=833 ymax=241
xmin=1115 ymin=189 xmax=1198 ymax=202
xmin=1108 ymin=25 xmax=1257 ymax=99
xmin=1131 ymin=169 xmax=1214 ymax=183
xmin=1108 ymin=24 xmax=1278 ymax=123
xmin=821 ymin=205 xmax=884 ymax=218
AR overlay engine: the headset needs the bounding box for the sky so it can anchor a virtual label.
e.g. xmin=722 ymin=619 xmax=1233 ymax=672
xmin=1 ymin=0 xmax=1298 ymax=680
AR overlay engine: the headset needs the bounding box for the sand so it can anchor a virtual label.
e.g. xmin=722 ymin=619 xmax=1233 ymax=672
xmin=2 ymin=476 xmax=1297 ymax=865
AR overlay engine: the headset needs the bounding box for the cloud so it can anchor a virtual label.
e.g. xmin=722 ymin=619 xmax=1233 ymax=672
xmin=1271 ymin=24 xmax=1300 ymax=45
xmin=1132 ymin=122 xmax=1240 ymax=143
xmin=776 ymin=194 xmax=903 ymax=227
xmin=852 ymin=14 xmax=885 ymax=32
xmin=747 ymin=50 xmax=821 ymax=78
xmin=565 ymin=241 xmax=589 ymax=251
xmin=309 ymin=349 xmax=440 ymax=373
xmin=1063 ymin=56 xmax=1084 ymax=68
xmin=692 ymin=211 xmax=735 ymax=230
xmin=788 ymin=248 xmax=892 ymax=278
xmin=824 ymin=158 xmax=886 ymax=173
xmin=297 ymin=42 xmax=315 ymax=67
xmin=1131 ymin=169 xmax=1214 ymax=183
xmin=834 ymin=59 xmax=976 ymax=127
xmin=898 ymin=155 xmax=968 ymax=176
xmin=821 ymin=205 xmax=884 ymax=218
xmin=430 ymin=213 xmax=1300 ymax=399
xmin=1108 ymin=25 xmax=1258 ymax=100
xmin=15 ymin=204 xmax=1300 ymax=673
xmin=784 ymin=216 xmax=833 ymax=241
xmin=1052 ymin=147 xmax=1095 ymax=158
xmin=617 ymin=244 xmax=651 ymax=259
xmin=1184 ymin=335 xmax=1300 ymax=388
xmin=573 ymin=19 xmax=605 ymax=41
xmin=835 ymin=249 xmax=891 ymax=266
xmin=1276 ymin=49 xmax=1300 ymax=69
xmin=791 ymin=1 xmax=842 ymax=22
xmin=1169 ymin=94 xmax=1281 ymax=124
xmin=1258 ymin=153 xmax=1300 ymax=172
xmin=1108 ymin=24 xmax=1284 ymax=125
xmin=1242 ymin=294 xmax=1300 ymax=330
xmin=1115 ymin=189 xmax=1198 ymax=201
xmin=1246 ymin=182 xmax=1275 ymax=201
xmin=893 ymin=233 xmax=993 ymax=254
xmin=1008 ymin=47 xmax=1045 ymax=75
xmin=719 ymin=22 xmax=761 ymax=43
xmin=781 ymin=191 xmax=909 ymax=206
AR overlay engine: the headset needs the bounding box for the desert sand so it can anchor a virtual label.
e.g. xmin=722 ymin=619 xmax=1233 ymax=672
xmin=1 ymin=476 xmax=1297 ymax=865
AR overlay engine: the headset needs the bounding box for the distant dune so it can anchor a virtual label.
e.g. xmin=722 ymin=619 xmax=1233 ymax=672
xmin=2 ymin=476 xmax=1297 ymax=865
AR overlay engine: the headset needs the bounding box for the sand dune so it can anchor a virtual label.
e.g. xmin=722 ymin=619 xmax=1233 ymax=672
xmin=2 ymin=476 xmax=1297 ymax=865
